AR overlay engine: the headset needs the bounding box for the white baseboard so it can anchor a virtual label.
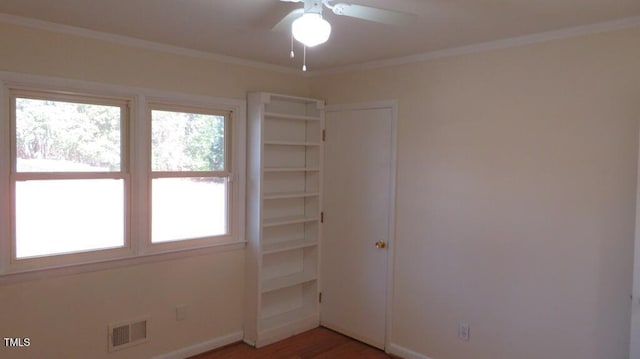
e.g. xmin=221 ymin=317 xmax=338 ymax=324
xmin=243 ymin=337 xmax=256 ymax=347
xmin=153 ymin=331 xmax=244 ymax=359
xmin=388 ymin=343 xmax=433 ymax=359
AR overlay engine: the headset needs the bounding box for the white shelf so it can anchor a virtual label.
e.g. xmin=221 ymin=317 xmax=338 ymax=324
xmin=246 ymin=92 xmax=323 ymax=347
xmin=263 ymin=239 xmax=318 ymax=255
xmin=263 ymin=191 xmax=319 ymax=200
xmin=264 ymin=167 xmax=320 ymax=173
xmin=264 ymin=112 xmax=321 ymax=122
xmin=264 ymin=141 xmax=321 ymax=147
xmin=263 ymin=215 xmax=319 ymax=227
xmin=261 ymin=271 xmax=317 ymax=293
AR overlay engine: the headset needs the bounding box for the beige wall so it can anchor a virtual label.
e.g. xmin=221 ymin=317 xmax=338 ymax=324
xmin=311 ymin=28 xmax=640 ymax=359
xmin=0 ymin=252 xmax=244 ymax=358
xmin=0 ymin=23 xmax=310 ymax=359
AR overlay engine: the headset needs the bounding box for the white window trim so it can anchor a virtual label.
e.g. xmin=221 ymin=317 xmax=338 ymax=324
xmin=0 ymin=71 xmax=247 ymax=279
xmin=143 ymin=101 xmax=238 ymax=253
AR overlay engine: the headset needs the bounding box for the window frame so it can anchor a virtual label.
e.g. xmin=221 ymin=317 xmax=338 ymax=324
xmin=8 ymin=89 xmax=133 ymax=271
xmin=0 ymin=73 xmax=246 ymax=277
xmin=147 ymin=102 xmax=235 ymax=251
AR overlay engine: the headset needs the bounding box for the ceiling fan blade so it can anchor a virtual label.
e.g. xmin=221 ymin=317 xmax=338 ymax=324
xmin=272 ymin=8 xmax=305 ymax=32
xmin=330 ymin=3 xmax=417 ymax=26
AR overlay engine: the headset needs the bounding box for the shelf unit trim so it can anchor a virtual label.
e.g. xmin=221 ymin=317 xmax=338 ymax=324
xmin=267 ymin=93 xmax=325 ymax=104
xmin=264 ymin=112 xmax=321 ymax=122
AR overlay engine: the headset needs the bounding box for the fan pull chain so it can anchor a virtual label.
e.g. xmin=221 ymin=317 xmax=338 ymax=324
xmin=302 ymin=45 xmax=307 ymax=72
xmin=290 ymin=32 xmax=295 ymax=58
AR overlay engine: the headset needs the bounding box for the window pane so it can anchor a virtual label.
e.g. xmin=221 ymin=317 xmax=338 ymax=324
xmin=15 ymin=179 xmax=125 ymax=258
xmin=15 ymin=98 xmax=121 ymax=172
xmin=152 ymin=177 xmax=228 ymax=243
xmin=151 ymin=110 xmax=225 ymax=172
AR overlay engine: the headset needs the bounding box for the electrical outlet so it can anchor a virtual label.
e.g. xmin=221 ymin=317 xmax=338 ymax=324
xmin=458 ymin=322 xmax=470 ymax=341
xmin=176 ymin=305 xmax=187 ymax=321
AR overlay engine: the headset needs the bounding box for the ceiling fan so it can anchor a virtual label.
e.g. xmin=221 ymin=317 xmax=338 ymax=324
xmin=270 ymin=0 xmax=417 ymax=70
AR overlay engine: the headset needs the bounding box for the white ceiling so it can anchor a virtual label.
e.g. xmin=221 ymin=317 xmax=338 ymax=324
xmin=1 ymin=0 xmax=639 ymax=71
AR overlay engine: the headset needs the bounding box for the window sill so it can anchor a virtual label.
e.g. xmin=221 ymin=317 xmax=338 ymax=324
xmin=0 ymin=240 xmax=246 ymax=285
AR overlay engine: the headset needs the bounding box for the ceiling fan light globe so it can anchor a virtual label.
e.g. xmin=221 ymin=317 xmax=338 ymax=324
xmin=292 ymin=13 xmax=331 ymax=47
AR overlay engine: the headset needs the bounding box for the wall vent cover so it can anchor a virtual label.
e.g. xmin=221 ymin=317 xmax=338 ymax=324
xmin=108 ymin=318 xmax=148 ymax=352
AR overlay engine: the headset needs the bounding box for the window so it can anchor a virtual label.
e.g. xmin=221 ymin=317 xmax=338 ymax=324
xmin=10 ymin=91 xmax=129 ymax=264
xmin=0 ymin=75 xmax=246 ymax=275
xmin=150 ymin=105 xmax=232 ymax=244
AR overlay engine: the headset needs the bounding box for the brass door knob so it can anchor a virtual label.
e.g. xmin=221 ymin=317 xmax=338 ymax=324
xmin=375 ymin=240 xmax=387 ymax=249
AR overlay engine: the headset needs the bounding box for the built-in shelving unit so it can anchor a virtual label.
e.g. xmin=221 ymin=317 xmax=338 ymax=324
xmin=245 ymin=92 xmax=324 ymax=347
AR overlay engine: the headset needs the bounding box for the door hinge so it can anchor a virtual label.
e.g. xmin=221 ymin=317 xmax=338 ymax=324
xmin=319 ymin=292 xmax=322 ymax=303
xmin=320 ymin=212 xmax=324 ymax=223
xmin=322 ymin=129 xmax=326 ymax=142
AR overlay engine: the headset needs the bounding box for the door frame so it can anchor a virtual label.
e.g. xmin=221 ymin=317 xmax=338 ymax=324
xmin=323 ymin=100 xmax=398 ymax=351
xmin=632 ymin=124 xmax=640 ymax=358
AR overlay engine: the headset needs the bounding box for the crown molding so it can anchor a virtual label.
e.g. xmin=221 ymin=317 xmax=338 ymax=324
xmin=0 ymin=13 xmax=304 ymax=76
xmin=309 ymin=15 xmax=640 ymax=76
xmin=1 ymin=12 xmax=639 ymax=78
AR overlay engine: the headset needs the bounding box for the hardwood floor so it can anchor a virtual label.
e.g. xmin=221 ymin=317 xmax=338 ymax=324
xmin=189 ymin=327 xmax=397 ymax=359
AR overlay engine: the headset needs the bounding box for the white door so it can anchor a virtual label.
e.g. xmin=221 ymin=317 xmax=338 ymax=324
xmin=631 ymin=133 xmax=640 ymax=358
xmin=633 ymin=261 xmax=640 ymax=358
xmin=320 ymin=105 xmax=395 ymax=349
